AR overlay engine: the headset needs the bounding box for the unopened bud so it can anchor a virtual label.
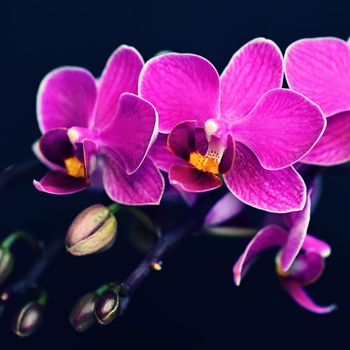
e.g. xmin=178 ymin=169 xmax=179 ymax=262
xmin=12 ymin=301 xmax=44 ymax=337
xmin=70 ymin=292 xmax=97 ymax=332
xmin=0 ymin=247 xmax=14 ymax=285
xmin=66 ymin=204 xmax=118 ymax=256
xmin=94 ymin=287 xmax=120 ymax=325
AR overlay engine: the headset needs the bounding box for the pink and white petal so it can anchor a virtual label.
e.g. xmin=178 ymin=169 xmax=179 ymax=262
xmin=220 ymin=38 xmax=283 ymax=121
xmin=33 ymin=171 xmax=88 ymax=195
xmin=101 ymin=149 xmax=164 ymax=205
xmin=302 ymin=235 xmax=331 ymax=258
xmin=92 ymin=45 xmax=144 ymax=128
xmin=233 ymin=225 xmax=287 ymax=286
xmin=99 ymin=93 xmax=158 ymax=175
xmin=169 ymin=165 xmax=222 ymax=192
xmin=301 ymin=111 xmax=350 ymax=165
xmin=285 ymin=37 xmax=350 ymax=117
xmin=280 ymin=193 xmax=311 ymax=271
xmin=148 ymin=134 xmax=188 ymax=173
xmin=280 ymin=278 xmax=336 ymax=314
xmin=204 ymin=192 xmax=245 ymax=227
xmin=37 ymin=67 xmax=97 ymax=133
xmin=232 ymin=89 xmax=326 ymax=170
xmin=139 ymin=53 xmax=220 ymax=132
xmin=224 ymin=143 xmax=306 ymax=213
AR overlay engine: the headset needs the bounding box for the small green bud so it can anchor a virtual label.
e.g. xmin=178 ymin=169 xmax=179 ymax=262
xmin=66 ymin=204 xmax=118 ymax=256
xmin=69 ymin=292 xmax=97 ymax=332
xmin=0 ymin=247 xmax=14 ymax=285
xmin=12 ymin=301 xmax=44 ymax=337
xmin=94 ymin=288 xmax=120 ymax=325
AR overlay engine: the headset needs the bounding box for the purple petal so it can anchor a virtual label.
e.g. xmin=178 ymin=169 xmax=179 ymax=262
xmin=101 ymin=149 xmax=164 ymax=205
xmin=37 ymin=68 xmax=97 ymax=133
xmin=287 ymin=251 xmax=324 ymax=285
xmin=33 ymin=171 xmax=88 ymax=194
xmin=301 ymin=111 xmax=350 ymax=165
xmin=39 ymin=128 xmax=73 ymax=167
xmin=169 ymin=165 xmax=222 ymax=192
xmin=285 ymin=37 xmax=350 ymax=117
xmin=233 ymin=225 xmax=287 ymax=286
xmin=302 ymin=235 xmax=331 ymax=258
xmin=280 ymin=193 xmax=311 ymax=271
xmin=139 ymin=53 xmax=220 ymax=132
xmin=224 ymin=143 xmax=306 ymax=213
xmin=148 ymin=134 xmax=188 ymax=173
xmin=167 ymin=121 xmax=197 ymax=160
xmin=219 ymin=134 xmax=235 ymax=174
xmin=220 ymin=38 xmax=283 ymax=121
xmin=204 ymin=193 xmax=245 ymax=226
xmin=32 ymin=140 xmax=63 ymax=171
xmin=232 ymin=89 xmax=326 ymax=170
xmin=92 ymin=45 xmax=144 ymax=128
xmin=281 ymin=279 xmax=336 ymax=314
xmin=99 ymin=93 xmax=158 ymax=175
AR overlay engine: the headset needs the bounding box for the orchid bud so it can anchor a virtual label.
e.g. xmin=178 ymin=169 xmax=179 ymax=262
xmin=66 ymin=204 xmax=118 ymax=256
xmin=12 ymin=301 xmax=44 ymax=337
xmin=94 ymin=287 xmax=120 ymax=325
xmin=69 ymin=292 xmax=97 ymax=332
xmin=0 ymin=247 xmax=14 ymax=285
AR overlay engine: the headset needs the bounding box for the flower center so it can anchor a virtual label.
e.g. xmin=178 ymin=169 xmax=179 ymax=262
xmin=64 ymin=156 xmax=85 ymax=178
xmin=189 ymin=151 xmax=220 ymax=174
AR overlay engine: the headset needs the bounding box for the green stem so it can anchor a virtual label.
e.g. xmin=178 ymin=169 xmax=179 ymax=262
xmin=1 ymin=231 xmax=42 ymax=254
xmin=107 ymin=203 xmax=121 ymax=215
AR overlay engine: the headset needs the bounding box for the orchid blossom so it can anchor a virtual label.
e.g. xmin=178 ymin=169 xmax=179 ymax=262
xmin=33 ymin=45 xmax=164 ymax=205
xmin=140 ymin=38 xmax=326 ymax=213
xmin=285 ymin=37 xmax=350 ymax=165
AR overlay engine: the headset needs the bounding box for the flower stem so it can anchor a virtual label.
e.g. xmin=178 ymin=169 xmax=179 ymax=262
xmin=1 ymin=231 xmax=43 ymax=255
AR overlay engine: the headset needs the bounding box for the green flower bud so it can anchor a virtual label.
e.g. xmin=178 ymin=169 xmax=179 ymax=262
xmin=69 ymin=292 xmax=97 ymax=332
xmin=94 ymin=288 xmax=120 ymax=325
xmin=0 ymin=247 xmax=14 ymax=285
xmin=66 ymin=204 xmax=118 ymax=256
xmin=12 ymin=301 xmax=44 ymax=337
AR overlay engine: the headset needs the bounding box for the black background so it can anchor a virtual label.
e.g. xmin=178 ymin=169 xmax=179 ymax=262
xmin=2 ymin=0 xmax=350 ymax=348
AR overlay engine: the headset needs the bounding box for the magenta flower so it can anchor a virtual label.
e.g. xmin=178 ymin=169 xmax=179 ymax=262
xmin=33 ymin=45 xmax=164 ymax=205
xmin=285 ymin=37 xmax=350 ymax=165
xmin=233 ymin=193 xmax=336 ymax=314
xmin=140 ymin=38 xmax=326 ymax=213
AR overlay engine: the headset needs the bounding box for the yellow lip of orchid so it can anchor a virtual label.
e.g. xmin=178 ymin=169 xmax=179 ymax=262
xmin=64 ymin=156 xmax=86 ymax=178
xmin=189 ymin=151 xmax=220 ymax=174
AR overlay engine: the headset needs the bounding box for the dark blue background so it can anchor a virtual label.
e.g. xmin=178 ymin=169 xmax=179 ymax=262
xmin=2 ymin=0 xmax=350 ymax=348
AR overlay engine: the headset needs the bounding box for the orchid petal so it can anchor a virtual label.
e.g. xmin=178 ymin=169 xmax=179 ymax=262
xmin=32 ymin=140 xmax=63 ymax=171
xmin=92 ymin=45 xmax=144 ymax=128
xmin=204 ymin=193 xmax=245 ymax=227
xmin=224 ymin=143 xmax=306 ymax=213
xmin=220 ymin=38 xmax=283 ymax=121
xmin=302 ymin=235 xmax=331 ymax=258
xmin=99 ymin=93 xmax=158 ymax=175
xmin=301 ymin=111 xmax=350 ymax=165
xmin=37 ymin=68 xmax=97 ymax=133
xmin=101 ymin=149 xmax=164 ymax=205
xmin=233 ymin=225 xmax=287 ymax=286
xmin=285 ymin=37 xmax=350 ymax=117
xmin=281 ymin=279 xmax=336 ymax=314
xmin=219 ymin=134 xmax=235 ymax=174
xmin=169 ymin=165 xmax=222 ymax=192
xmin=33 ymin=171 xmax=88 ymax=194
xmin=232 ymin=89 xmax=326 ymax=170
xmin=139 ymin=53 xmax=220 ymax=132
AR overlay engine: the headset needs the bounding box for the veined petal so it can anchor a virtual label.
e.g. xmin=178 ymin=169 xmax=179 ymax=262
xmin=280 ymin=279 xmax=336 ymax=314
xmin=139 ymin=53 xmax=220 ymax=132
xmin=301 ymin=111 xmax=350 ymax=165
xmin=101 ymin=149 xmax=164 ymax=205
xmin=233 ymin=225 xmax=287 ymax=286
xmin=92 ymin=45 xmax=144 ymax=128
xmin=224 ymin=143 xmax=306 ymax=213
xmin=285 ymin=37 xmax=350 ymax=117
xmin=33 ymin=171 xmax=88 ymax=194
xmin=37 ymin=67 xmax=97 ymax=133
xmin=232 ymin=89 xmax=326 ymax=170
xmin=280 ymin=193 xmax=311 ymax=271
xmin=99 ymin=93 xmax=158 ymax=175
xmin=220 ymin=38 xmax=283 ymax=121
xmin=204 ymin=192 xmax=245 ymax=226
xmin=169 ymin=165 xmax=222 ymax=192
